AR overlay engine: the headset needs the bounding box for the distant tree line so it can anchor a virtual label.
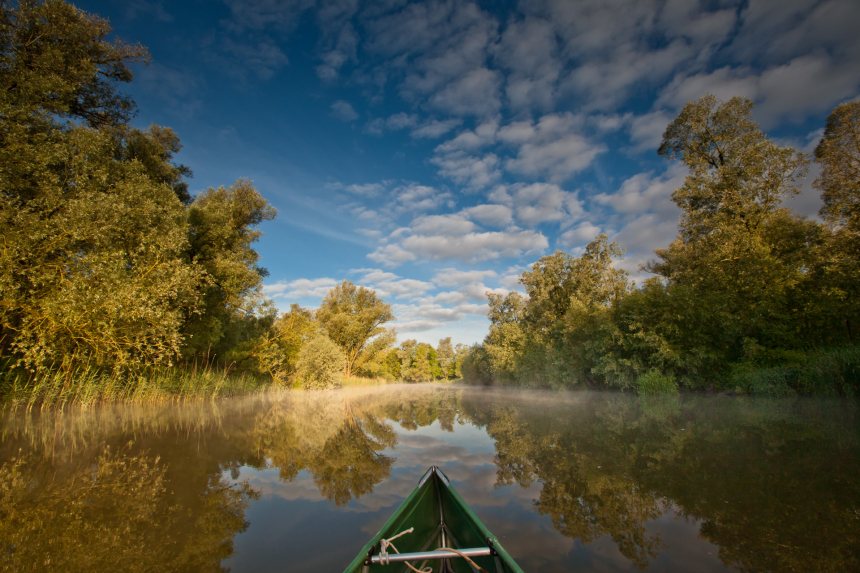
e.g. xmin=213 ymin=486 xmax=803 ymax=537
xmin=255 ymin=280 xmax=469 ymax=388
xmin=463 ymin=96 xmax=860 ymax=396
xmin=0 ymin=0 xmax=463 ymax=394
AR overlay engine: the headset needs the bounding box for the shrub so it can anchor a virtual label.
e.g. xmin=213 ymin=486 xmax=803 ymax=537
xmin=294 ymin=334 xmax=345 ymax=389
xmin=635 ymin=369 xmax=679 ymax=395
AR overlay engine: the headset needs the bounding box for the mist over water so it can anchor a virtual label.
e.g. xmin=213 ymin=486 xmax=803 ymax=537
xmin=2 ymin=385 xmax=858 ymax=572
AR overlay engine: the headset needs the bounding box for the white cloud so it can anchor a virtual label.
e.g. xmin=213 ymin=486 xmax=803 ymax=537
xmin=517 ymin=0 xmax=736 ymax=110
xmin=352 ymin=268 xmax=434 ymax=299
xmin=367 ymin=243 xmax=416 ymax=266
xmin=558 ymin=221 xmax=602 ymax=248
xmin=393 ymin=183 xmax=454 ymax=214
xmin=263 ymin=277 xmax=338 ymax=301
xmin=370 ymin=226 xmax=548 ymax=267
xmin=331 ymin=99 xmax=359 ymax=121
xmin=366 ymin=1 xmax=501 ymax=116
xmin=411 ymin=118 xmax=463 ymax=139
xmin=431 ymin=152 xmax=501 ymax=190
xmin=627 ymin=110 xmax=673 ymax=153
xmin=400 ymin=230 xmax=548 ymax=262
xmin=366 ymin=114 xmax=463 ymax=139
xmin=459 ymin=204 xmax=513 ymax=227
xmin=336 ymin=182 xmax=385 ymax=197
xmin=501 ymin=113 xmax=607 ymax=180
xmin=657 ymin=66 xmax=759 ymax=111
xmin=502 ymin=183 xmax=583 ymax=226
xmin=594 ymin=163 xmax=687 ymax=215
xmin=495 ymin=16 xmax=560 ymax=111
xmin=412 ymin=214 xmax=475 ymax=236
xmin=428 ymin=67 xmax=502 ymax=116
xmin=432 ymin=268 xmax=497 ymax=287
xmin=658 ymin=56 xmax=859 ymax=127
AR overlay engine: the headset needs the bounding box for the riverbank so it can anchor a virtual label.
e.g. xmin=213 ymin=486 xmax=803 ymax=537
xmin=0 ymin=366 xmax=458 ymax=409
xmin=0 ymin=366 xmax=269 ymax=409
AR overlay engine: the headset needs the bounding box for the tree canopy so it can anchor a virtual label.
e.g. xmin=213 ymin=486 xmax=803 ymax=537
xmin=316 ymin=281 xmax=394 ymax=378
xmin=465 ymin=96 xmax=860 ymax=396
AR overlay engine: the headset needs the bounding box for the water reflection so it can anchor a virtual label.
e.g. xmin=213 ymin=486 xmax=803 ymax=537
xmin=1 ymin=387 xmax=858 ymax=572
xmin=252 ymin=396 xmax=397 ymax=505
xmin=0 ymin=445 xmax=254 ymax=573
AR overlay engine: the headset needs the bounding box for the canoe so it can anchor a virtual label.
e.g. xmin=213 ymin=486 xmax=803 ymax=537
xmin=343 ymin=466 xmax=524 ymax=573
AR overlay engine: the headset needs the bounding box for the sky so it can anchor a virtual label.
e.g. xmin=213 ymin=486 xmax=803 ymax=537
xmin=76 ymin=0 xmax=860 ymax=345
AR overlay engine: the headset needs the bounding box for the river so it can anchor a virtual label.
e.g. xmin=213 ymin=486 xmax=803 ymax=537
xmin=1 ymin=384 xmax=858 ymax=572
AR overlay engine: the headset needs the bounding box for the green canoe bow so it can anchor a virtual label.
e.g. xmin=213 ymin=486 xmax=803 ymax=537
xmin=343 ymin=467 xmax=524 ymax=573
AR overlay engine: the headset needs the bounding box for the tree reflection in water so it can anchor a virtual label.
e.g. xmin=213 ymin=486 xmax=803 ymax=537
xmin=464 ymin=392 xmax=860 ymax=572
xmin=0 ymin=444 xmax=255 ymax=573
xmin=1 ymin=388 xmax=857 ymax=572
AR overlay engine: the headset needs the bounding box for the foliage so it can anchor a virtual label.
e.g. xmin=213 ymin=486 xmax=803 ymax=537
xmin=813 ymin=100 xmax=860 ymax=343
xmin=182 ymin=180 xmax=276 ymax=361
xmin=634 ymin=370 xmax=679 ymax=395
xmin=294 ymin=333 xmax=345 ymax=389
xmin=316 ymin=281 xmax=394 ymax=378
xmin=815 ymin=100 xmax=860 ymax=232
xmin=475 ymin=235 xmax=629 ymax=387
xmin=253 ymin=304 xmax=316 ymax=385
xmin=398 ymin=339 xmax=443 ymax=382
xmin=0 ymin=0 xmax=277 ymax=394
xmin=0 ymin=444 xmax=256 ymax=571
xmin=464 ymin=96 xmax=859 ymax=395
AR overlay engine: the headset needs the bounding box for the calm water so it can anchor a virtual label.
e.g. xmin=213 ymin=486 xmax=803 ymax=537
xmin=2 ymin=385 xmax=858 ymax=572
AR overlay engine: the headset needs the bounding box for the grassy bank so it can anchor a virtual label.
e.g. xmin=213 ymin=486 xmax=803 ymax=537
xmin=0 ymin=365 xmax=270 ymax=409
xmin=0 ymin=366 xmax=459 ymax=408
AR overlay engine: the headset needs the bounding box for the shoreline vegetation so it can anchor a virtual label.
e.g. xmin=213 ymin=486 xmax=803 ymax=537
xmin=2 ymin=2 xmax=858 ymax=405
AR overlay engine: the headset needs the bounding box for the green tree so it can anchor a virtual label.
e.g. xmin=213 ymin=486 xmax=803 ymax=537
xmin=652 ymin=95 xmax=814 ymax=377
xmin=294 ymin=333 xmax=344 ymax=389
xmin=0 ymin=0 xmax=147 ymax=129
xmin=436 ymin=337 xmax=455 ymax=379
xmin=483 ymin=292 xmax=527 ymax=382
xmin=316 ymin=281 xmax=394 ymax=378
xmin=183 ymin=180 xmax=276 ymax=361
xmin=0 ymin=125 xmax=201 ymax=372
xmin=815 ymin=101 xmax=860 ymax=232
xmin=518 ymin=235 xmax=629 ymax=387
xmin=254 ymin=304 xmax=316 ymax=384
xmin=813 ymin=101 xmax=860 ymax=342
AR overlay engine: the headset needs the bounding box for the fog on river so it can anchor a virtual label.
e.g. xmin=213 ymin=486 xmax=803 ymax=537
xmin=2 ymin=385 xmax=858 ymax=572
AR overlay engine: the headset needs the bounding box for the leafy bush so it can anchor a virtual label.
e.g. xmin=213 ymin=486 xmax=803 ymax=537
xmin=796 ymin=345 xmax=860 ymax=396
xmin=635 ymin=370 xmax=679 ymax=395
xmin=294 ymin=334 xmax=345 ymax=389
xmin=729 ymin=364 xmax=797 ymax=397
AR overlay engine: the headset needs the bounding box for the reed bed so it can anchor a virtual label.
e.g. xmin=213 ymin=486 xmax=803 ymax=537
xmin=0 ymin=364 xmax=269 ymax=409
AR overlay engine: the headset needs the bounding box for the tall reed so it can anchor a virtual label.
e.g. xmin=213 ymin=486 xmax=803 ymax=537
xmin=0 ymin=363 xmax=269 ymax=409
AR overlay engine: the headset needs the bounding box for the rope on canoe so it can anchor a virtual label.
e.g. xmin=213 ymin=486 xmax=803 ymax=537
xmin=437 ymin=547 xmax=488 ymax=573
xmin=379 ymin=528 xmax=488 ymax=573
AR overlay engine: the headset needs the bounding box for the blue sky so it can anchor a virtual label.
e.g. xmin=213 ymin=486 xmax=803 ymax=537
xmin=78 ymin=0 xmax=859 ymax=345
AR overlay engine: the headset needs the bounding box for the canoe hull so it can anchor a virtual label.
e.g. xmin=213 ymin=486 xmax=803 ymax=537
xmin=343 ymin=467 xmax=524 ymax=573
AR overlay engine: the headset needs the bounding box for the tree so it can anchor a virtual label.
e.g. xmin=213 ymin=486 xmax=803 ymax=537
xmin=183 ymin=180 xmax=276 ymax=360
xmin=813 ymin=100 xmax=860 ymax=342
xmin=0 ymin=125 xmax=201 ymax=372
xmin=294 ymin=333 xmax=344 ymax=389
xmin=316 ymin=281 xmax=394 ymax=378
xmin=0 ymin=0 xmax=148 ymax=129
xmin=815 ymin=101 xmax=860 ymax=232
xmin=254 ymin=304 xmax=316 ymax=384
xmin=652 ymin=95 xmax=815 ymax=372
xmin=436 ymin=337 xmax=455 ymax=379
